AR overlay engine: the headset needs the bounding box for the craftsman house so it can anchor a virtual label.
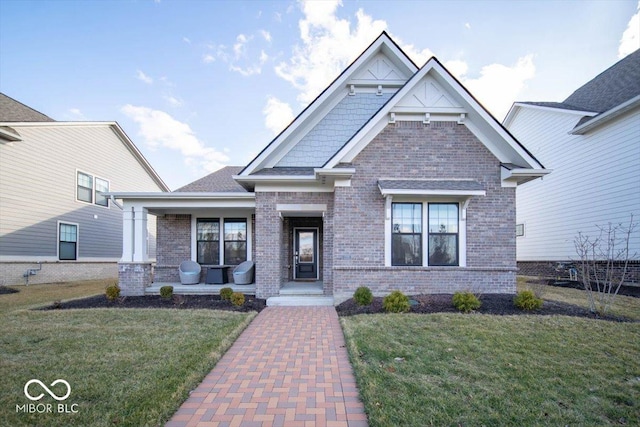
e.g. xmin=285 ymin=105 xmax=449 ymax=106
xmin=0 ymin=93 xmax=169 ymax=285
xmin=111 ymin=32 xmax=548 ymax=302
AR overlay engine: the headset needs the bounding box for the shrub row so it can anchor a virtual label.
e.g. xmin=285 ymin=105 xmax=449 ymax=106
xmin=351 ymin=287 xmax=543 ymax=312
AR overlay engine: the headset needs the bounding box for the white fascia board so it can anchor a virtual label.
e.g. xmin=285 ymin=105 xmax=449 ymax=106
xmin=106 ymin=192 xmax=255 ymax=200
xmin=233 ymin=175 xmax=316 ymax=183
xmin=503 ymin=103 xmax=597 ymax=127
xmin=314 ymin=168 xmax=356 ymax=178
xmin=240 ymin=33 xmax=417 ymax=175
xmin=501 ymin=167 xmax=551 ymax=185
xmin=378 ymin=188 xmax=486 ymax=197
xmin=571 ymin=95 xmax=640 ymax=135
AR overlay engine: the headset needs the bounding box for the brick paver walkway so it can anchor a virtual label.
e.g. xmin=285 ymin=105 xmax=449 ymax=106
xmin=166 ymin=306 xmax=368 ymax=427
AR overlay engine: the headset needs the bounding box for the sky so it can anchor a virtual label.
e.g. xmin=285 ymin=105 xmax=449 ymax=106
xmin=1 ymin=0 xmax=638 ymax=191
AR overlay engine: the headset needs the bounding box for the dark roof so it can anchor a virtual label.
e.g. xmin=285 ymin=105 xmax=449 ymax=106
xmin=251 ymin=167 xmax=316 ymax=176
xmin=378 ymin=179 xmax=484 ymax=192
xmin=0 ymin=93 xmax=55 ymax=122
xmin=175 ymin=166 xmax=246 ymax=192
xmin=562 ymin=49 xmax=640 ymax=114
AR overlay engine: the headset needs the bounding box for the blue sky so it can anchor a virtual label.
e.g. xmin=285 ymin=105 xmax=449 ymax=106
xmin=1 ymin=0 xmax=638 ymax=190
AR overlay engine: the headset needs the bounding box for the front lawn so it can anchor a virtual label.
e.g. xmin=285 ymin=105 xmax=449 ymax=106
xmin=0 ymin=282 xmax=255 ymax=427
xmin=342 ymin=309 xmax=640 ymax=426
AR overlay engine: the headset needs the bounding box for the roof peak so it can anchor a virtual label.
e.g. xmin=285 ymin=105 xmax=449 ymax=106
xmin=0 ymin=92 xmax=55 ymax=122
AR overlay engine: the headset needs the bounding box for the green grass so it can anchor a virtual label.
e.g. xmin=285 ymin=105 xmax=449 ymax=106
xmin=342 ymin=293 xmax=640 ymax=426
xmin=0 ymin=279 xmax=110 ymax=312
xmin=0 ymin=281 xmax=255 ymax=427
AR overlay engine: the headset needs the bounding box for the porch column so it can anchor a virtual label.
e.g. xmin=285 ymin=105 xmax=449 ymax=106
xmin=133 ymin=206 xmax=149 ymax=262
xmin=121 ymin=207 xmax=134 ymax=262
xmin=254 ymin=192 xmax=281 ymax=299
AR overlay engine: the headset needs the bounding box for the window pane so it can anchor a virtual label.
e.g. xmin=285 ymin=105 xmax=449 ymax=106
xmin=429 ymin=204 xmax=458 ymax=233
xmin=77 ymin=172 xmax=92 ymax=188
xmin=392 ymin=234 xmax=421 ymax=266
xmin=95 ymin=178 xmax=109 ymax=207
xmin=77 ymin=186 xmax=92 ymax=203
xmin=224 ymin=241 xmax=247 ymax=265
xmin=59 ymin=224 xmax=77 ymax=242
xmin=197 ymin=242 xmax=219 ymax=265
xmin=392 ymin=203 xmax=421 ymax=233
xmin=429 ymin=235 xmax=458 ymax=266
xmin=197 ymin=220 xmax=219 ymax=241
xmin=224 ymin=220 xmax=246 ymax=241
xmin=59 ymin=242 xmax=77 ymax=260
xmin=77 ymin=172 xmax=93 ymax=203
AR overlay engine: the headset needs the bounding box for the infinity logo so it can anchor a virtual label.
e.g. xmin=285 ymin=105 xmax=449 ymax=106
xmin=24 ymin=379 xmax=71 ymax=401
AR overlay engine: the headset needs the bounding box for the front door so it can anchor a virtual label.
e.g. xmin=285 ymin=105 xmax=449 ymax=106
xmin=294 ymin=228 xmax=318 ymax=280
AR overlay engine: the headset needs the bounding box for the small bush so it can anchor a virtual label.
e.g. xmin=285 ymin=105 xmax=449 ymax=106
xmin=220 ymin=287 xmax=234 ymax=301
xmin=383 ymin=290 xmax=410 ymax=313
xmin=514 ymin=290 xmax=543 ymax=311
xmin=160 ymin=286 xmax=173 ymax=299
xmin=452 ymin=291 xmax=482 ymax=313
xmin=230 ymin=292 xmax=245 ymax=307
xmin=105 ymin=284 xmax=121 ymax=301
xmin=353 ymin=286 xmax=373 ymax=306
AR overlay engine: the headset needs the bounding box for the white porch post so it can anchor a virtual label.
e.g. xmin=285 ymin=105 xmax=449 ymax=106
xmin=121 ymin=206 xmax=134 ymax=262
xmin=133 ymin=206 xmax=149 ymax=262
xmin=384 ymin=195 xmax=392 ymax=266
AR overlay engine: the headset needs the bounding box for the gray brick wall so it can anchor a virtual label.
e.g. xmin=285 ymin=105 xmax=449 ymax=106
xmin=0 ymin=262 xmax=117 ymax=286
xmin=118 ymin=262 xmax=152 ymax=296
xmin=155 ymin=214 xmax=191 ymax=282
xmin=332 ymin=121 xmax=517 ymax=294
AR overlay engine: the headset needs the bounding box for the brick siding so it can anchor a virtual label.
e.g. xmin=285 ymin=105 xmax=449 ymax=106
xmin=155 ymin=214 xmax=191 ymax=282
xmin=0 ymin=261 xmax=117 ymax=286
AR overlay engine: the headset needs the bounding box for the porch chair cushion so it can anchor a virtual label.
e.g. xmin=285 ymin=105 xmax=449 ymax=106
xmin=233 ymin=260 xmax=255 ymax=285
xmin=179 ymin=260 xmax=201 ymax=285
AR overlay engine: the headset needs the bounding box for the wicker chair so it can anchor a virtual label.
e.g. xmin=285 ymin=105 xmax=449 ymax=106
xmin=179 ymin=261 xmax=201 ymax=285
xmin=233 ymin=261 xmax=255 ymax=285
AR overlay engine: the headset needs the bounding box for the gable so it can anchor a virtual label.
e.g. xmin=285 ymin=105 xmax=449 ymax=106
xmin=239 ymin=32 xmax=417 ymax=175
xmin=394 ymin=75 xmax=463 ymax=112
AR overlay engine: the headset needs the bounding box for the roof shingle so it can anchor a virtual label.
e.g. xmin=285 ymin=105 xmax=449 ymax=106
xmin=175 ymin=166 xmax=246 ymax=192
xmin=0 ymin=93 xmax=55 ymax=122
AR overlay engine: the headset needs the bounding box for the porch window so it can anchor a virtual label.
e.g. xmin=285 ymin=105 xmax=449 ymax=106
xmin=197 ymin=219 xmax=219 ymax=264
xmin=224 ymin=219 xmax=247 ymax=265
xmin=59 ymin=222 xmax=78 ymax=260
xmin=428 ymin=203 xmax=459 ymax=266
xmin=392 ymin=203 xmax=422 ymax=266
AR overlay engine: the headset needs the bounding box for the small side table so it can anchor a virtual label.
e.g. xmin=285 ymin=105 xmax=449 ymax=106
xmin=205 ymin=266 xmax=230 ymax=284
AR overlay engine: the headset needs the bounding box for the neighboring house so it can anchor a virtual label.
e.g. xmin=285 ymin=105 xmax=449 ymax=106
xmin=503 ymin=50 xmax=640 ymax=279
xmin=0 ymin=93 xmax=169 ymax=285
xmin=111 ymin=32 xmax=548 ymax=301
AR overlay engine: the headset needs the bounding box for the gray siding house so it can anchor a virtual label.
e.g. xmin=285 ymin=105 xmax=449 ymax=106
xmin=0 ymin=93 xmax=169 ymax=285
xmin=111 ymin=33 xmax=548 ymax=301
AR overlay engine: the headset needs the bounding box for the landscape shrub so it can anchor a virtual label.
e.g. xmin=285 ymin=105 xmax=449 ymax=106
xmin=452 ymin=291 xmax=482 ymax=313
xmin=105 ymin=284 xmax=121 ymax=301
xmin=383 ymin=290 xmax=410 ymax=313
xmin=353 ymin=286 xmax=373 ymax=306
xmin=220 ymin=287 xmax=234 ymax=301
xmin=514 ymin=290 xmax=543 ymax=311
xmin=159 ymin=286 xmax=173 ymax=299
xmin=230 ymin=292 xmax=245 ymax=307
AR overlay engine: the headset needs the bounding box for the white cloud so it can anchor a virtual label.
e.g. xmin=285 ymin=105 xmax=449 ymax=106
xmin=229 ymin=64 xmax=262 ymax=76
xmin=260 ymin=30 xmax=272 ymax=43
xmin=202 ymin=53 xmax=215 ymax=64
xmin=260 ymin=50 xmax=269 ymax=64
xmin=465 ymin=22 xmax=471 ymax=30
xmin=393 ymin=36 xmax=434 ymax=67
xmin=136 ymin=70 xmax=153 ymax=84
xmin=233 ymin=33 xmax=252 ymax=59
xmin=275 ymin=2 xmax=387 ymax=105
xmin=121 ymin=105 xmax=229 ymax=175
xmin=164 ymin=95 xmax=183 ymax=107
xmin=263 ymin=96 xmax=294 ymax=135
xmin=444 ymin=60 xmax=469 ymax=79
xmin=182 ymin=36 xmax=191 ymax=44
xmin=618 ymin=1 xmax=640 ymax=58
xmin=458 ymin=54 xmax=536 ymax=120
xmin=68 ymin=108 xmax=85 ymax=119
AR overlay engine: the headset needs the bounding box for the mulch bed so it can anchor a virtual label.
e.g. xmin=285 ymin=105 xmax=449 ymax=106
xmin=336 ymin=293 xmax=635 ymax=322
xmin=547 ymin=279 xmax=640 ymax=298
xmin=40 ymin=294 xmax=266 ymax=313
xmin=0 ymin=286 xmax=19 ymax=295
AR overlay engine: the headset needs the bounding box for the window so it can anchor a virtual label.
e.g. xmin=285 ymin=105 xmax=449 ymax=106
xmin=516 ymin=223 xmax=525 ymax=237
xmin=428 ymin=203 xmax=459 ymax=266
xmin=77 ymin=172 xmax=93 ymax=203
xmin=76 ymin=171 xmax=109 ymax=207
xmin=392 ymin=203 xmax=422 ymax=266
xmin=59 ymin=223 xmax=78 ymax=260
xmin=224 ymin=219 xmax=247 ymax=265
xmin=95 ymin=178 xmax=109 ymax=207
xmin=197 ymin=219 xmax=219 ymax=264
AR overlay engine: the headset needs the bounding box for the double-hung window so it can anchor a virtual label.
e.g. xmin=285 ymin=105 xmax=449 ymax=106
xmin=59 ymin=223 xmax=78 ymax=260
xmin=391 ymin=203 xmax=422 ymax=266
xmin=224 ymin=219 xmax=247 ymax=265
xmin=76 ymin=171 xmax=109 ymax=207
xmin=428 ymin=203 xmax=459 ymax=266
xmin=196 ymin=219 xmax=220 ymax=265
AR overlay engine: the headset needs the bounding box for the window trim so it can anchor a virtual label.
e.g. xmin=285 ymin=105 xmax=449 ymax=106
xmin=196 ymin=218 xmax=220 ymax=265
xmin=57 ymin=221 xmax=79 ymax=261
xmin=427 ymin=203 xmax=459 ymax=267
xmin=75 ymin=170 xmax=110 ymax=208
xmin=391 ymin=202 xmax=423 ymax=266
xmin=191 ymin=215 xmax=253 ymax=266
xmin=385 ymin=198 xmax=466 ymax=267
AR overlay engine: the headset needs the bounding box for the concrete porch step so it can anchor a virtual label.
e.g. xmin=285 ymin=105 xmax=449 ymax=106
xmin=266 ymin=296 xmax=335 ymax=307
